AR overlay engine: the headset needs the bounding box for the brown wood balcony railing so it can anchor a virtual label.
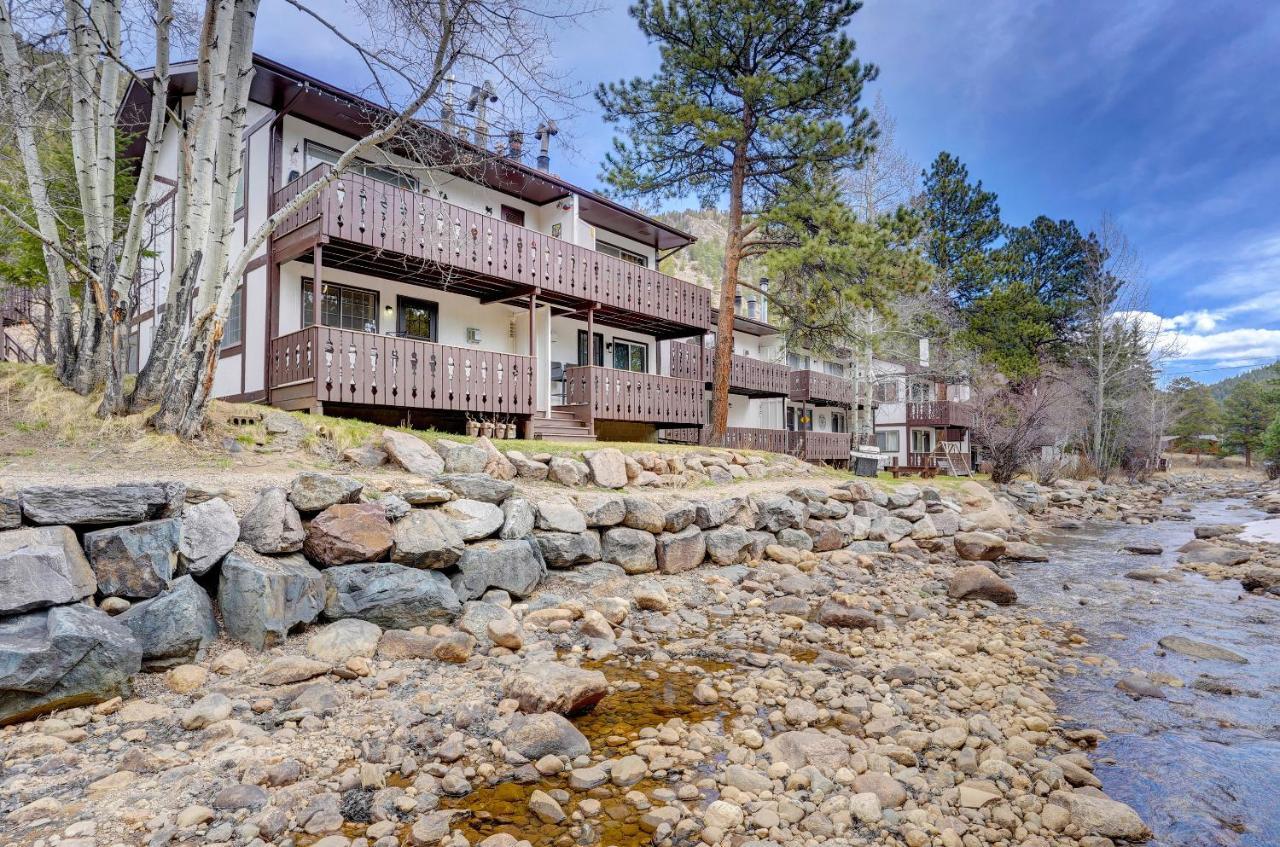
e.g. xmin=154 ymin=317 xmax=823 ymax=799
xmin=788 ymin=369 xmax=855 ymax=407
xmin=789 ymin=430 xmax=852 ymax=463
xmin=668 ymin=341 xmax=790 ymax=396
xmin=272 ymin=164 xmax=712 ymax=331
xmin=563 ymin=365 xmax=704 ymax=427
xmin=662 ymin=426 xmax=790 ymax=453
xmin=268 ymin=325 xmax=535 ymax=415
xmin=906 ymin=400 xmax=973 ymax=428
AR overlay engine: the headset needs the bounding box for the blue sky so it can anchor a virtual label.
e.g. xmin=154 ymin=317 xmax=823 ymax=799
xmin=256 ymin=0 xmax=1280 ymax=385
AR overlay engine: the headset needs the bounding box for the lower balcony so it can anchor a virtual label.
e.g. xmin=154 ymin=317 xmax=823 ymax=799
xmin=662 ymin=426 xmax=790 ymax=453
xmin=562 ymin=365 xmax=704 ymax=428
xmin=907 ymin=401 xmax=973 ymax=428
xmin=789 ymin=431 xmax=852 ymax=465
xmin=268 ymin=326 xmax=536 ymax=417
xmin=789 ymin=370 xmax=855 ymax=407
xmin=668 ymin=341 xmax=790 ymax=397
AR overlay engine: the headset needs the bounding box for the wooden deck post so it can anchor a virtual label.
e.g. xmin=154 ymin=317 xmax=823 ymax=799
xmin=586 ymin=306 xmax=595 ymax=364
xmin=311 ymin=245 xmax=323 ymax=328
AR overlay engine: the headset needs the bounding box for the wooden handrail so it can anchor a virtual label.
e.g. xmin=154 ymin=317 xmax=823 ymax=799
xmin=668 ymin=340 xmax=789 ymax=395
xmin=563 ymin=365 xmax=704 ymax=426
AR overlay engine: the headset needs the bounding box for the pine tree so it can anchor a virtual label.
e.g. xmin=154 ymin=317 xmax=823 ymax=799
xmin=597 ymin=0 xmax=878 ymax=444
xmin=1168 ymin=377 xmax=1222 ymax=463
xmin=1222 ymin=380 xmax=1275 ymax=467
xmin=920 ymin=152 xmax=1001 ymax=306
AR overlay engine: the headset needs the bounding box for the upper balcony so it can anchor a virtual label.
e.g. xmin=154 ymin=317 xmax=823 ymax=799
xmin=906 ymin=400 xmax=973 ymax=428
xmin=271 ymin=164 xmax=713 ymax=339
xmin=788 ymin=369 xmax=855 ymax=407
xmin=667 ymin=341 xmax=790 ymax=397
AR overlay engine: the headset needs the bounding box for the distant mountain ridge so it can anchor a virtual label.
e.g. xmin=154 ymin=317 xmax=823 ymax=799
xmin=656 ymin=209 xmax=764 ymax=294
xmin=1209 ymin=361 xmax=1280 ymax=401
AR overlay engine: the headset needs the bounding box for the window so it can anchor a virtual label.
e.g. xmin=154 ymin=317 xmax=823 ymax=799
xmin=825 ymin=362 xmax=845 ymax=377
xmin=500 ymin=205 xmax=526 ymax=226
xmin=612 ymin=339 xmax=647 ymax=372
xmin=831 ymin=411 xmax=846 ymax=433
xmin=909 ymin=381 xmax=934 ymax=402
xmin=302 ymin=280 xmax=379 ymax=333
xmin=221 ymin=286 xmax=243 ymax=349
xmin=876 ymin=429 xmax=900 ymax=453
xmin=596 ymin=240 xmax=648 ymax=268
xmin=397 ymin=297 xmax=438 ymax=341
xmin=787 ymin=352 xmax=809 ymax=370
xmin=874 ymin=379 xmax=900 ymax=403
xmin=911 ymin=429 xmax=933 ymax=454
xmin=303 ymin=141 xmax=418 ymax=191
xmin=577 ymin=330 xmax=604 ymax=366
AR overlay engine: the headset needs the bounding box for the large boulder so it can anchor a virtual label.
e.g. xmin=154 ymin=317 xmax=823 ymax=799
xmin=753 ymin=496 xmax=807 ymax=532
xmin=1002 ymin=540 xmax=1048 ymax=562
xmin=534 ymin=530 xmax=601 ymax=568
xmin=504 ymin=661 xmax=608 ymax=715
xmin=435 ymin=474 xmax=513 ymax=504
xmin=218 ymin=550 xmax=326 ymax=649
xmin=19 ymin=482 xmax=182 ymax=526
xmin=536 ymin=499 xmax=588 ymax=533
xmin=504 ymin=711 xmax=591 ymax=759
xmin=474 ymin=436 xmax=516 ymax=481
xmin=507 ymin=451 xmax=549 ymax=481
xmin=440 ymin=499 xmax=504 ymax=541
xmin=0 ymin=496 xmax=20 ymax=530
xmin=307 ymin=619 xmax=383 ymax=663
xmin=621 ymin=497 xmax=664 ymax=533
xmin=288 ymin=472 xmax=363 ymax=512
xmin=602 ymin=527 xmax=657 ymax=574
xmin=83 ymin=518 xmax=181 ymax=599
xmin=381 ymin=430 xmax=444 ymax=476
xmin=116 ymin=575 xmax=218 ymax=669
xmin=547 ymin=456 xmax=589 ymax=487
xmin=655 ymin=526 xmax=706 ymax=574
xmin=238 ymin=488 xmax=305 ymax=554
xmin=704 ymin=525 xmax=754 ymax=565
xmin=391 ymin=509 xmax=465 ymax=569
xmin=179 ymin=498 xmax=239 ymax=576
xmin=763 ymin=729 xmax=851 ymax=771
xmin=869 ymin=515 xmax=914 ymax=543
xmin=578 ymin=493 xmax=626 ymax=527
xmin=499 ymin=498 xmax=536 ymax=540
xmin=323 ymin=562 xmax=461 ymax=629
xmin=584 ymin=448 xmax=628 ymax=488
xmin=434 ymin=439 xmax=489 ymax=474
xmin=694 ymin=497 xmax=742 ymax=529
xmin=953 ymin=531 xmax=1007 ymax=561
xmin=0 ymin=603 xmax=141 ymax=724
xmin=1047 ymin=790 xmax=1150 ymax=841
xmin=0 ymin=526 xmax=96 ymax=615
xmin=947 ymin=565 xmax=1017 ymax=605
xmin=304 ymin=503 xmax=393 ymax=567
xmin=453 ymin=539 xmax=546 ymax=601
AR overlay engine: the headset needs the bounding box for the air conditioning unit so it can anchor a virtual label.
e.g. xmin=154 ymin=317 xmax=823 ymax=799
xmin=467 ymin=327 xmax=482 ymax=344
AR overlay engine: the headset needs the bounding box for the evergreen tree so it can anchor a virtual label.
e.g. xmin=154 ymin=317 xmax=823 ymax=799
xmin=1221 ymin=380 xmax=1275 ymax=467
xmin=1260 ymin=412 xmax=1280 ymax=479
xmin=1168 ymin=376 xmax=1222 ymax=462
xmin=597 ymin=0 xmax=878 ymax=444
xmin=920 ymin=152 xmax=1001 ymax=306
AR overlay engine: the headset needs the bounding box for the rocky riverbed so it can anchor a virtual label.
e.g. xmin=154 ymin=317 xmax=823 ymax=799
xmin=3 ymin=448 xmax=1276 ymax=847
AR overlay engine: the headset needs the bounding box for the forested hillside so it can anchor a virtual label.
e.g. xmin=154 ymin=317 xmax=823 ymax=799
xmin=1210 ymin=361 xmax=1280 ymax=401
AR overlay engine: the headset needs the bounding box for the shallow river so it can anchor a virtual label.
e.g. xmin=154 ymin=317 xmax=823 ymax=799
xmin=1017 ymin=499 xmax=1280 ymax=847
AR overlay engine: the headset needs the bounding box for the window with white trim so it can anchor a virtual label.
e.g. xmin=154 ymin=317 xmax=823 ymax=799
xmin=302 ymin=280 xmax=379 ymax=333
xmin=596 ymin=240 xmax=648 ymax=268
xmin=303 ymin=141 xmax=418 ymax=191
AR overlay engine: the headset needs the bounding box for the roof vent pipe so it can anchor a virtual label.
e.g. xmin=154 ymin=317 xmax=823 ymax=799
xmin=746 ymin=296 xmax=757 ymax=319
xmin=759 ymin=277 xmax=769 ymax=322
xmin=441 ymin=75 xmax=458 ymax=136
xmin=466 ymin=81 xmax=497 ymax=148
xmin=535 ymin=121 xmax=558 ymax=171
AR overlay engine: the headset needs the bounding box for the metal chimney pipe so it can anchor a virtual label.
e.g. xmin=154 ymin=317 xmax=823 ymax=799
xmin=734 ymin=293 xmax=743 ymax=315
xmin=746 ymin=296 xmax=757 ymax=319
xmin=535 ymin=121 xmax=558 ymax=171
xmin=759 ymin=277 xmax=769 ymax=322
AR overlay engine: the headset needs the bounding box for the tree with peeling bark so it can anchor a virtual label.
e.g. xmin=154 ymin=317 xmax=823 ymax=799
xmin=596 ymin=0 xmax=878 ymax=446
xmin=1 ymin=0 xmax=578 ymax=437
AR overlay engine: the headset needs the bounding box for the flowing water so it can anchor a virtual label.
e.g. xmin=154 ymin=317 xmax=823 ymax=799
xmin=1016 ymin=499 xmax=1280 ymax=847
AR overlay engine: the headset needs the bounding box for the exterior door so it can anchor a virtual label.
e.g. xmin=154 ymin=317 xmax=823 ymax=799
xmin=398 ymin=297 xmax=438 ymax=341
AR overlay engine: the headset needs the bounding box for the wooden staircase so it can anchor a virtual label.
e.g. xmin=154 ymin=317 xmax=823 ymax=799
xmin=932 ymin=441 xmax=973 ymax=476
xmin=530 ymin=407 xmax=597 ymax=442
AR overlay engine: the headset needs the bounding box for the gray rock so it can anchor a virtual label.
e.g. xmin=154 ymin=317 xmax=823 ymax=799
xmin=584 ymin=448 xmax=628 ymax=488
xmin=507 ymin=451 xmax=549 ymax=481
xmin=288 ymin=472 xmax=363 ymax=512
xmin=536 ymin=500 xmax=587 ymax=533
xmin=453 ymin=539 xmax=546 ymax=601
xmin=656 ymin=525 xmax=706 ymax=574
xmin=953 ymin=531 xmax=1007 ymax=561
xmin=1157 ymin=635 xmax=1248 ymax=664
xmin=238 ymin=488 xmax=305 ymax=554
xmin=1048 ymin=790 xmax=1150 ymax=841
xmin=0 ymin=526 xmax=96 ymax=615
xmin=403 ymin=486 xmax=453 ymax=506
xmin=380 ymin=494 xmax=412 ymax=522
xmin=869 ymin=515 xmax=914 ymax=544
xmin=499 ymin=498 xmax=536 ymax=540
xmin=0 ymin=603 xmax=141 ymax=724
xmin=381 ymin=430 xmax=444 ymax=476
xmin=457 ymin=600 xmax=515 ymax=650
xmin=434 ymin=473 xmax=513 ymax=504
xmin=218 ymin=550 xmax=326 ymax=649
xmin=84 ymin=518 xmax=181 ymax=599
xmin=1194 ymin=523 xmax=1243 ymax=539
xmin=116 ymin=575 xmax=218 ymax=669
xmin=19 ymin=482 xmax=183 ymax=526
xmin=753 ymin=496 xmax=807 ymax=532
xmin=391 ymin=509 xmax=464 ymax=569
xmin=303 ymin=503 xmax=394 ymax=567
xmin=342 ymin=444 xmax=387 ymax=468
xmin=535 ymin=530 xmax=601 ymax=568
xmin=179 ymin=498 xmax=239 ymax=576
xmin=323 ymin=562 xmax=461 ymax=628
xmin=504 ymin=661 xmax=608 ymax=715
xmin=577 ymin=494 xmax=626 ymax=527
xmin=1002 ymin=541 xmax=1048 ymax=562
xmin=1115 ymin=675 xmax=1166 ymax=699
xmin=622 ymin=497 xmax=664 ymax=533
xmin=704 ymin=525 xmax=754 ymax=565
xmin=440 ymin=499 xmax=504 ymax=541
xmin=601 ymin=527 xmax=657 ymax=574
xmin=435 ymin=440 xmax=489 ymax=474
xmin=947 ymin=565 xmax=1017 ymax=605
xmin=694 ymin=497 xmax=742 ymax=529
xmin=663 ymin=504 xmax=697 ymax=533
xmin=504 ymin=711 xmax=590 ymax=759
xmin=0 ymin=496 xmax=21 ymax=530
xmin=547 ymin=456 xmax=590 ymax=487
xmin=778 ymin=527 xmax=814 ymax=551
